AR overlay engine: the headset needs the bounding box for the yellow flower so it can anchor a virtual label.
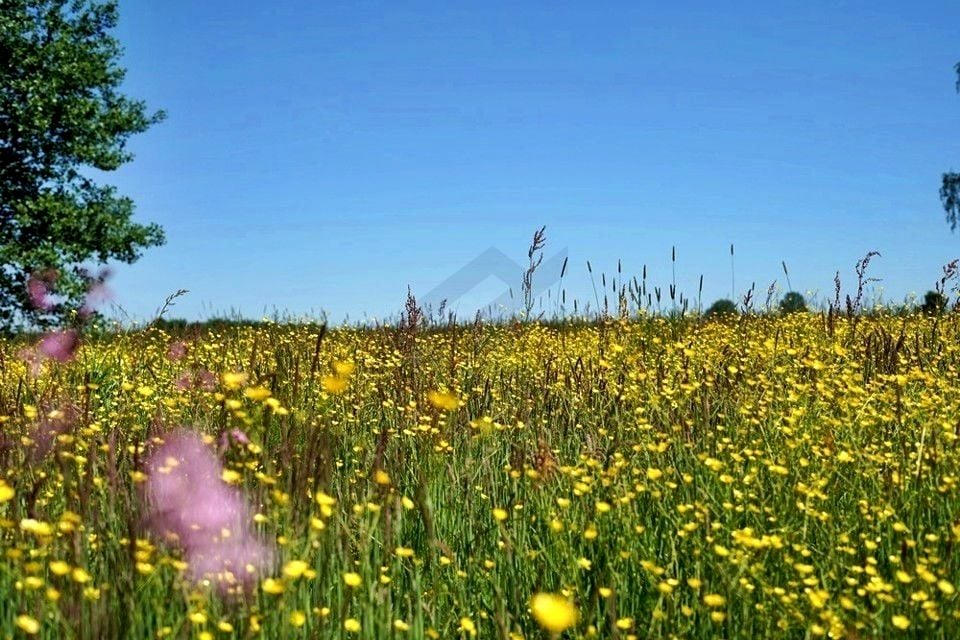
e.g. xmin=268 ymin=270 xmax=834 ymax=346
xmin=261 ymin=578 xmax=284 ymax=594
xmin=333 ymin=360 xmax=355 ymax=376
xmin=15 ymin=615 xmax=40 ymax=635
xmin=221 ymin=469 xmax=241 ymax=484
xmin=19 ymin=518 xmax=53 ymax=536
xmin=344 ymin=618 xmax=361 ymax=633
xmin=0 ymin=480 xmax=14 ymax=502
xmin=283 ymin=560 xmax=309 ymax=579
xmin=222 ymin=372 xmax=248 ymax=390
xmin=703 ymin=594 xmax=726 ymax=607
xmin=891 ymin=615 xmax=910 ymax=630
xmin=49 ymin=560 xmax=70 ymax=576
xmin=321 ymin=375 xmax=348 ymax=394
xmin=427 ymin=390 xmax=459 ymax=411
xmin=315 ymin=491 xmax=337 ymax=506
xmin=492 ymin=508 xmax=509 ymax=522
xmin=244 ymin=386 xmax=271 ymax=401
xmin=343 ymin=572 xmax=362 ymax=587
xmin=577 ymin=557 xmax=592 ymax=570
xmin=530 ymin=593 xmax=577 ymax=633
xmin=616 ymin=618 xmax=634 ymax=630
xmin=71 ymin=568 xmax=91 ymax=584
xmin=289 ymin=611 xmax=306 ymax=627
xmin=459 ymin=617 xmax=477 ymax=636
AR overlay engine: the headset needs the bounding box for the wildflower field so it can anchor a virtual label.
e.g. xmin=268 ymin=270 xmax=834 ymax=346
xmin=2 ymin=312 xmax=960 ymax=639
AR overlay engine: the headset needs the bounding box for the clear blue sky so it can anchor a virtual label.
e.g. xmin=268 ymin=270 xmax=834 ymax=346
xmin=106 ymin=0 xmax=960 ymax=323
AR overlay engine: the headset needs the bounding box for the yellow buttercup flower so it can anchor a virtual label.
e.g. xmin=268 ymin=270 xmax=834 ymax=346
xmin=530 ymin=593 xmax=577 ymax=633
xmin=427 ymin=390 xmax=459 ymax=411
xmin=15 ymin=615 xmax=40 ymax=635
xmin=0 ymin=480 xmax=14 ymax=502
xmin=283 ymin=560 xmax=309 ymax=579
xmin=321 ymin=375 xmax=348 ymax=394
xmin=891 ymin=615 xmax=910 ymax=630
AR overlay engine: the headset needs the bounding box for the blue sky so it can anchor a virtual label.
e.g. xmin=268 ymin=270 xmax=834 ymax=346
xmin=106 ymin=0 xmax=960 ymax=322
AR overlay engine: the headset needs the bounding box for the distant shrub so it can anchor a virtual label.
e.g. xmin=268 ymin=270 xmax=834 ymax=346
xmin=705 ymin=299 xmax=738 ymax=317
xmin=921 ymin=291 xmax=948 ymax=315
xmin=779 ymin=292 xmax=807 ymax=314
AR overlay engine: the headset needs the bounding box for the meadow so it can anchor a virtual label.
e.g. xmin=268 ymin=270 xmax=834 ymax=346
xmin=1 ymin=309 xmax=960 ymax=639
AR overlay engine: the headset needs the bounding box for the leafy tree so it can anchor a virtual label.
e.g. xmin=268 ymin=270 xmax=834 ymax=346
xmin=705 ymin=299 xmax=738 ymax=317
xmin=921 ymin=290 xmax=947 ymax=315
xmin=0 ymin=0 xmax=165 ymax=328
xmin=778 ymin=291 xmax=807 ymax=314
xmin=942 ymin=62 xmax=960 ymax=231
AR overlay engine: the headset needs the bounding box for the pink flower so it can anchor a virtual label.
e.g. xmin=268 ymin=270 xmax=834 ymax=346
xmin=219 ymin=428 xmax=250 ymax=451
xmin=196 ymin=370 xmax=217 ymax=391
xmin=175 ymin=369 xmax=218 ymax=392
xmin=31 ymin=405 xmax=76 ymax=461
xmin=38 ymin=330 xmax=79 ymax=362
xmin=185 ymin=537 xmax=273 ymax=588
xmin=78 ymin=268 xmax=113 ymax=318
xmin=175 ymin=372 xmax=194 ymax=390
xmin=167 ymin=341 xmax=187 ymax=361
xmin=27 ymin=274 xmax=54 ymax=311
xmin=143 ymin=429 xmax=272 ymax=591
xmin=18 ymin=348 xmax=42 ymax=376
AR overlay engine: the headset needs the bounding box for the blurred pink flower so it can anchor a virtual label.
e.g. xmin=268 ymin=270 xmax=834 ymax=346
xmin=167 ymin=341 xmax=187 ymax=361
xmin=78 ymin=268 xmax=113 ymax=318
xmin=175 ymin=369 xmax=218 ymax=392
xmin=196 ymin=370 xmax=217 ymax=391
xmin=31 ymin=404 xmax=77 ymax=461
xmin=27 ymin=274 xmax=54 ymax=311
xmin=37 ymin=330 xmax=79 ymax=362
xmin=18 ymin=348 xmax=42 ymax=376
xmin=143 ymin=430 xmax=271 ymax=591
xmin=175 ymin=372 xmax=193 ymax=390
xmin=219 ymin=428 xmax=250 ymax=450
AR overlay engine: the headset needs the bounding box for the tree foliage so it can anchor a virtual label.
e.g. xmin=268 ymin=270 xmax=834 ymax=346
xmin=705 ymin=299 xmax=738 ymax=317
xmin=0 ymin=0 xmax=165 ymax=328
xmin=921 ymin=290 xmax=947 ymax=315
xmin=778 ymin=291 xmax=807 ymax=314
xmin=942 ymin=62 xmax=960 ymax=231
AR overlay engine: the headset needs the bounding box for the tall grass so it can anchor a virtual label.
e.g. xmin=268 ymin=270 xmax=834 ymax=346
xmin=1 ymin=310 xmax=960 ymax=638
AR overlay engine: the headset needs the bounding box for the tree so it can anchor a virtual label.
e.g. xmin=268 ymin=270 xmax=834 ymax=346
xmin=0 ymin=0 xmax=165 ymax=328
xmin=921 ymin=290 xmax=947 ymax=315
xmin=778 ymin=291 xmax=807 ymax=314
xmin=942 ymin=62 xmax=960 ymax=231
xmin=705 ymin=299 xmax=737 ymax=317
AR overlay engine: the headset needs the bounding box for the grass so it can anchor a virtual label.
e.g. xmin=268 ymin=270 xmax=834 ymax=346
xmin=1 ymin=310 xmax=960 ymax=638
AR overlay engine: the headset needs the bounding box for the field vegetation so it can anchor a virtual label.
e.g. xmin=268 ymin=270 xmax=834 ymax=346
xmin=2 ymin=301 xmax=960 ymax=639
